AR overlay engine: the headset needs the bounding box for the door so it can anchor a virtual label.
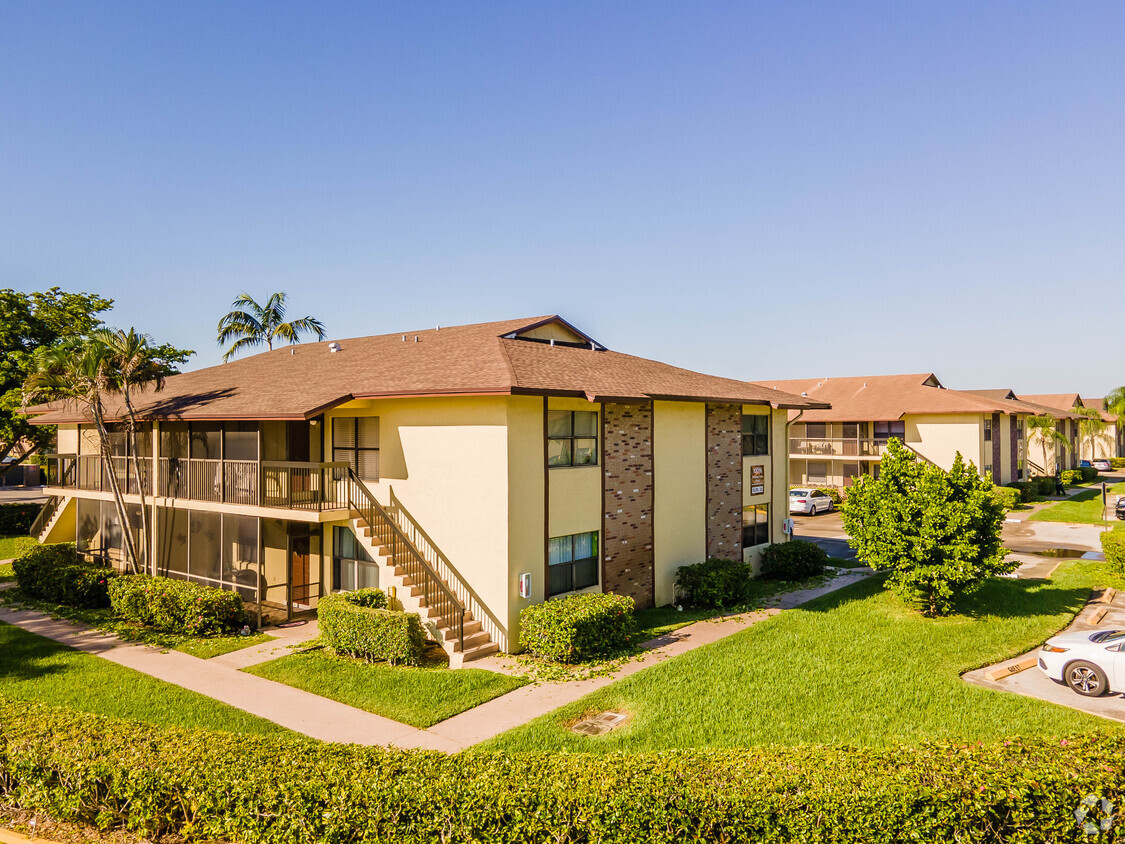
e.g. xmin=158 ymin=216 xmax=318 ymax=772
xmin=290 ymin=535 xmax=312 ymax=609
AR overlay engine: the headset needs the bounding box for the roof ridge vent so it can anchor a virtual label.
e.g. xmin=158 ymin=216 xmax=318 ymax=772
xmin=414 ymin=335 xmax=419 ymax=343
xmin=550 ymin=339 xmax=555 ymax=347
xmin=328 ymin=342 xmax=341 ymax=353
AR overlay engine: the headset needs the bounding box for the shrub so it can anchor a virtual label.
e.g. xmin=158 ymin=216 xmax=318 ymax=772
xmin=990 ymin=486 xmax=1022 ymax=512
xmin=343 ymin=587 xmax=387 ymax=609
xmin=0 ymin=502 xmax=40 ymax=535
xmin=1111 ymin=457 xmax=1125 ymax=469
xmin=12 ymin=543 xmax=115 ymax=608
xmin=1061 ymin=469 xmax=1084 ymax=486
xmin=1033 ymin=476 xmax=1058 ymax=496
xmin=108 ymin=575 xmax=248 ymax=637
xmin=675 ymin=558 xmax=754 ymax=609
xmin=1101 ymin=531 xmax=1125 ymax=574
xmin=758 ymin=539 xmax=828 ymax=580
xmin=814 ymin=486 xmax=843 ymax=505
xmin=1005 ymin=481 xmax=1035 ymax=503
xmin=1081 ymin=466 xmax=1099 ymax=482
xmin=2 ymin=698 xmax=1125 ymax=843
xmin=318 ymin=593 xmax=425 ymax=665
xmin=519 ymin=592 xmax=636 ymax=663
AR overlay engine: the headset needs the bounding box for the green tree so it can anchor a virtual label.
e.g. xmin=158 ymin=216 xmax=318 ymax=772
xmin=0 ymin=287 xmax=113 ymax=474
xmin=1105 ymin=387 xmax=1125 ymax=419
xmin=1073 ymin=405 xmax=1107 ymax=461
xmin=1026 ymin=415 xmax=1070 ymax=475
xmin=216 ymin=292 xmax=327 ymax=362
xmin=841 ymin=439 xmax=1013 ymax=616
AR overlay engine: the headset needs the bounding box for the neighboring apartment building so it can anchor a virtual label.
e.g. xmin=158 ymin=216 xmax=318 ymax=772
xmin=753 ymin=374 xmax=1077 ymax=490
xmin=29 ymin=316 xmax=824 ymax=662
xmin=1019 ymin=394 xmax=1123 ymax=462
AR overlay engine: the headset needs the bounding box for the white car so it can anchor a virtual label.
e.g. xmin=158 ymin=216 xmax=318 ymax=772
xmin=1094 ymin=459 xmax=1113 ymax=473
xmin=1038 ymin=629 xmax=1125 ymax=697
xmin=789 ymin=488 xmax=833 ymax=515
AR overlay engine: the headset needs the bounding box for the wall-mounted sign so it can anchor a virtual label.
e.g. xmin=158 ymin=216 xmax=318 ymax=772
xmin=750 ymin=464 xmax=765 ymax=495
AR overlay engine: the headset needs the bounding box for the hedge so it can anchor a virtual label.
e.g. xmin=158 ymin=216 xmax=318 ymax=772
xmin=0 ymin=501 xmax=40 ymax=535
xmin=991 ymin=486 xmax=1022 ymax=512
xmin=1102 ymin=531 xmax=1125 ymax=574
xmin=12 ymin=543 xmax=116 ymax=608
xmin=519 ymin=592 xmax=636 ymax=663
xmin=318 ymin=592 xmax=424 ymax=665
xmin=758 ymin=539 xmax=828 ymax=580
xmin=1005 ymin=481 xmax=1035 ymax=503
xmin=675 ymin=557 xmax=754 ymax=609
xmin=1111 ymin=457 xmax=1125 ymax=470
xmin=1061 ymin=469 xmax=1085 ymax=487
xmin=1 ymin=698 xmax=1124 ymax=843
xmin=1033 ymin=475 xmax=1060 ymax=496
xmin=1082 ymin=466 xmax=1099 ymax=482
xmin=108 ymin=574 xmax=248 ymax=637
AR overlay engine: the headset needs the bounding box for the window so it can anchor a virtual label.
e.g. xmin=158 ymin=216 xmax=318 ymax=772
xmin=842 ymin=462 xmax=861 ymax=487
xmin=873 ymin=421 xmax=905 ymax=442
xmin=1016 ymin=420 xmax=1025 ymax=440
xmin=547 ymin=531 xmax=599 ymax=596
xmin=805 ymin=422 xmax=827 ymax=439
xmin=742 ymin=414 xmax=769 ymax=456
xmin=742 ymin=503 xmax=769 ymax=547
xmin=333 ymin=417 xmax=380 ymax=481
xmin=333 ymin=526 xmax=379 ymax=592
xmin=547 ymin=411 xmax=598 ymax=468
xmin=807 ymin=461 xmax=828 ymax=485
xmin=984 ymin=418 xmax=992 ymax=442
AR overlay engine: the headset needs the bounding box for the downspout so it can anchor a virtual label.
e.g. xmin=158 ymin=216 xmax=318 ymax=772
xmin=781 ymin=409 xmax=804 ymax=542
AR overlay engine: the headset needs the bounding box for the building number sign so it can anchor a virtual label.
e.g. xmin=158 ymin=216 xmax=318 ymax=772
xmin=750 ymin=464 xmax=765 ymax=495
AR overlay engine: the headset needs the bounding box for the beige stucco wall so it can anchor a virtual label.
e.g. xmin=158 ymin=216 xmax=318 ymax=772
xmin=56 ymin=424 xmax=79 ymax=454
xmin=906 ymin=414 xmax=985 ymax=474
xmin=741 ymin=407 xmax=790 ymax=573
xmin=42 ymin=496 xmax=77 ymax=544
xmin=652 ymin=400 xmax=706 ymax=606
xmin=506 ymin=395 xmax=546 ymax=650
xmin=546 ymin=397 xmax=602 ymax=540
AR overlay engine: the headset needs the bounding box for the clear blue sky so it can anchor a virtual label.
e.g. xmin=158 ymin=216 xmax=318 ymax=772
xmin=2 ymin=2 xmax=1121 ymax=395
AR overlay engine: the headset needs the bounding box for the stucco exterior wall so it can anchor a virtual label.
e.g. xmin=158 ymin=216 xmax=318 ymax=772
xmin=652 ymin=401 xmax=706 ymax=607
xmin=906 ymin=414 xmax=985 ymax=474
xmin=506 ymin=395 xmax=546 ymax=651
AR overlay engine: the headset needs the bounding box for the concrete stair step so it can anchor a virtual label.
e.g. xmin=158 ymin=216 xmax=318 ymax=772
xmin=451 ymin=641 xmax=500 ymax=666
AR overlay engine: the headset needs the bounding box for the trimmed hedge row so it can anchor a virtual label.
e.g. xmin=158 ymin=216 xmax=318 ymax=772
xmin=1005 ymin=481 xmax=1035 ymax=503
xmin=759 ymin=539 xmax=828 ymax=580
xmin=1061 ymin=469 xmax=1085 ymax=486
xmin=12 ymin=543 xmax=116 ymax=608
xmin=318 ymin=591 xmax=424 ymax=665
xmin=519 ymin=592 xmax=636 ymax=663
xmin=1102 ymin=531 xmax=1125 ymax=574
xmin=108 ymin=574 xmax=248 ymax=637
xmin=0 ymin=501 xmax=40 ymax=535
xmin=991 ymin=485 xmax=1022 ymax=511
xmin=675 ymin=557 xmax=754 ymax=609
xmin=1032 ymin=475 xmax=1061 ymax=496
xmin=1 ymin=698 xmax=1124 ymax=843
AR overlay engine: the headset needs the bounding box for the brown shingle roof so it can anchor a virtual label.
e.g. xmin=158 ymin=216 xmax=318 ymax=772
xmin=1080 ymin=397 xmax=1118 ymax=422
xmin=1019 ymin=394 xmax=1082 ymax=413
xmin=28 ymin=316 xmax=826 ymax=425
xmin=753 ymin=374 xmax=1080 ymax=422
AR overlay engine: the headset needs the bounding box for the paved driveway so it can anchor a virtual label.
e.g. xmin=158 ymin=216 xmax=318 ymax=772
xmin=791 ymin=511 xmax=855 ymax=560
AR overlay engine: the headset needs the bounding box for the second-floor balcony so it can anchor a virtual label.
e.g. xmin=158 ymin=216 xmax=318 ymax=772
xmin=41 ymin=454 xmax=350 ymax=512
xmin=788 ymin=438 xmax=889 ymax=458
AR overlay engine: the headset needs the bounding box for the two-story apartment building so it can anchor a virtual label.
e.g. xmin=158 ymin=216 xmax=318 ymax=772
xmin=29 ymin=316 xmax=824 ymax=662
xmin=753 ymin=374 xmax=1078 ymax=490
xmin=1079 ymin=397 xmax=1124 ymax=460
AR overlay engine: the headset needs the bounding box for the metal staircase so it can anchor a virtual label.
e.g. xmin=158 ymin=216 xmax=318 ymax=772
xmin=29 ymin=495 xmax=67 ymax=542
xmin=344 ymin=470 xmax=499 ymax=666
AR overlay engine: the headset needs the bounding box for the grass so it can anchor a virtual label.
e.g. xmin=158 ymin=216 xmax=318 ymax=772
xmin=481 ymin=559 xmax=1125 ymax=753
xmin=244 ymin=646 xmax=528 ymax=727
xmin=0 ymin=621 xmax=289 ymax=735
xmin=0 ymin=535 xmax=35 ymax=581
xmin=0 ymin=590 xmax=276 ymax=658
xmin=1028 ymin=482 xmax=1125 ymax=525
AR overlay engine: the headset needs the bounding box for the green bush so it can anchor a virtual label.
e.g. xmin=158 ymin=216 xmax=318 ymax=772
xmin=814 ymin=486 xmax=843 ymax=505
xmin=343 ymin=587 xmax=387 ymax=609
xmin=0 ymin=502 xmax=40 ymax=535
xmin=519 ymin=592 xmax=636 ymax=663
xmin=108 ymin=575 xmax=248 ymax=637
xmin=1081 ymin=466 xmax=1099 ymax=482
xmin=990 ymin=486 xmax=1022 ymax=511
xmin=12 ymin=543 xmax=116 ymax=608
xmin=758 ymin=539 xmax=828 ymax=580
xmin=1005 ymin=481 xmax=1035 ymax=503
xmin=1101 ymin=531 xmax=1125 ymax=574
xmin=675 ymin=558 xmax=754 ymax=609
xmin=318 ymin=592 xmax=425 ymax=665
xmin=1061 ymin=469 xmax=1084 ymax=486
xmin=1033 ymin=476 xmax=1059 ymax=495
xmin=1111 ymin=458 xmax=1125 ymax=469
xmin=2 ymin=698 xmax=1125 ymax=844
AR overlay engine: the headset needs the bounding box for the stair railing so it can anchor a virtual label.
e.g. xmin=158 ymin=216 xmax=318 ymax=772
xmin=345 ymin=469 xmax=464 ymax=653
xmin=389 ymin=487 xmax=507 ymax=653
xmin=29 ymin=495 xmax=60 ymax=540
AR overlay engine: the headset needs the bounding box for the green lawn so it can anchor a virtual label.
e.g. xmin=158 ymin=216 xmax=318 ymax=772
xmin=482 ymin=560 xmax=1125 ymax=753
xmin=0 ymin=621 xmax=289 ymax=735
xmin=1028 ymin=482 xmax=1125 ymax=525
xmin=0 ymin=535 xmax=35 ymax=579
xmin=244 ymin=647 xmax=527 ymax=727
xmin=0 ymin=590 xmax=275 ymax=657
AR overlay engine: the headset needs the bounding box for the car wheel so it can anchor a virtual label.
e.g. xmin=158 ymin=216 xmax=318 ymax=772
xmin=1065 ymin=661 xmax=1109 ymax=697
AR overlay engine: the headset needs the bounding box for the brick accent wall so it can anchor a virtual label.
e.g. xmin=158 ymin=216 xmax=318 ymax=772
xmin=991 ymin=413 xmax=1002 ymax=483
xmin=602 ymin=402 xmax=654 ymax=608
xmin=1010 ymin=415 xmax=1019 ymax=481
xmin=706 ymin=403 xmax=743 ymax=560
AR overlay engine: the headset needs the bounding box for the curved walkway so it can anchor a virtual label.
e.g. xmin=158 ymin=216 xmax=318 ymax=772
xmin=0 ymin=570 xmax=872 ymax=752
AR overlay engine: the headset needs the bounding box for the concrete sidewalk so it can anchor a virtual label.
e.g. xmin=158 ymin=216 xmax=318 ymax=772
xmin=0 ymin=569 xmax=872 ymax=752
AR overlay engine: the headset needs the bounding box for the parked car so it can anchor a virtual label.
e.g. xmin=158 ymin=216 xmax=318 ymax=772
xmin=1094 ymin=459 xmax=1113 ymax=473
xmin=789 ymin=488 xmax=833 ymax=515
xmin=1116 ymin=496 xmax=1125 ymax=521
xmin=1038 ymin=629 xmax=1125 ymax=696
xmin=1079 ymin=459 xmax=1092 ymax=469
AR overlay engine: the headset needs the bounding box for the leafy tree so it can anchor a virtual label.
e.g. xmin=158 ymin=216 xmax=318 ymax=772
xmin=1105 ymin=387 xmax=1125 ymax=419
xmin=0 ymin=288 xmax=113 ymax=474
xmin=841 ymin=439 xmax=1014 ymax=616
xmin=1026 ymin=415 xmax=1069 ymax=474
xmin=216 ymin=292 xmax=327 ymax=362
xmin=1073 ymin=405 xmax=1107 ymax=461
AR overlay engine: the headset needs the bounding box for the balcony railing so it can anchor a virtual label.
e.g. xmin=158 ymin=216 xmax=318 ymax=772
xmin=789 ymin=438 xmax=890 ymax=458
xmin=41 ymin=454 xmax=349 ymax=511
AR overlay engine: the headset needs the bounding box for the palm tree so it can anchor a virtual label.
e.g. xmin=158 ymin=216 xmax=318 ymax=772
xmin=23 ymin=338 xmax=142 ymax=571
xmin=1105 ymin=387 xmax=1125 ymax=419
xmin=94 ymin=327 xmax=172 ymax=571
xmin=1073 ymin=405 xmax=1107 ymax=461
xmin=216 ymin=292 xmax=327 ymax=362
xmin=1026 ymin=415 xmax=1070 ymax=475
